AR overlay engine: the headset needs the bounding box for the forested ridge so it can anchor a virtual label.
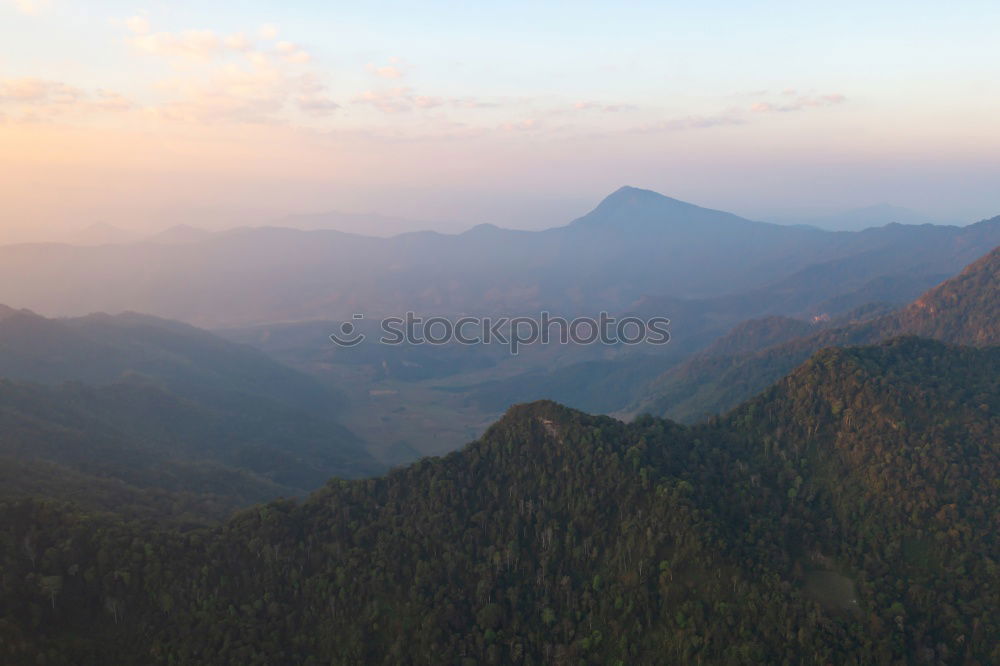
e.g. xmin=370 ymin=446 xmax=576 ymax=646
xmin=1 ymin=337 xmax=996 ymax=664
xmin=637 ymin=245 xmax=1000 ymax=422
xmin=0 ymin=308 xmax=384 ymax=518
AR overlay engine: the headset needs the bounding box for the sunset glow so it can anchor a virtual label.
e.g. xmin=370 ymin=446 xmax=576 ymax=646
xmin=2 ymin=0 xmax=999 ymax=240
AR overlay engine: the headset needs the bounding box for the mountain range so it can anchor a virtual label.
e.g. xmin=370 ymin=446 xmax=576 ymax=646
xmin=0 ymin=308 xmax=383 ymax=519
xmin=404 ymin=246 xmax=996 ymax=423
xmin=1 ymin=187 xmax=996 ymax=327
xmin=768 ymin=203 xmax=945 ymax=231
xmin=0 ymin=189 xmax=996 ymax=664
xmin=0 ymin=332 xmax=995 ymax=663
xmin=633 ymin=245 xmax=999 ymax=422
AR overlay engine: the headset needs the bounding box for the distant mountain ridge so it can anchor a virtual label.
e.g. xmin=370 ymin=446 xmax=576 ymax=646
xmin=145 ymin=224 xmax=214 ymax=245
xmin=437 ymin=244 xmax=997 ymax=421
xmin=275 ymin=209 xmax=447 ymax=237
xmin=634 ymin=244 xmax=1000 ymax=421
xmin=773 ymin=203 xmax=944 ymax=231
xmin=0 ymin=188 xmax=996 ymax=327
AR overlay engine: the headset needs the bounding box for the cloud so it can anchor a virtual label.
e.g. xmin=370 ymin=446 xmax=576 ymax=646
xmin=572 ymin=101 xmax=636 ymax=113
xmin=626 ymin=91 xmax=847 ymax=135
xmin=293 ymin=75 xmax=339 ymax=116
xmin=152 ymin=59 xmax=337 ymax=124
xmin=452 ymin=98 xmax=503 ymax=109
xmin=275 ymin=41 xmax=310 ymax=64
xmin=353 ymin=87 xmax=497 ymax=114
xmin=117 ymin=19 xmax=332 ymax=124
xmin=354 ymin=87 xmax=415 ymax=113
xmin=632 ymin=112 xmax=745 ymax=133
xmin=750 ymin=93 xmax=846 ymax=113
xmin=413 ymin=96 xmax=445 ymax=109
xmin=0 ymin=78 xmax=81 ymax=103
xmin=125 ymin=15 xmax=150 ymax=35
xmin=499 ymin=118 xmax=540 ymax=132
xmin=125 ymin=19 xmax=301 ymax=63
xmin=7 ymin=0 xmax=50 ymax=15
xmin=297 ymin=93 xmax=340 ymax=116
xmin=369 ymin=64 xmax=402 ymax=79
xmin=366 ymin=58 xmax=407 ymax=80
xmin=129 ymin=29 xmax=223 ymax=61
xmin=815 ymin=93 xmax=846 ymax=105
xmin=223 ymin=33 xmax=253 ymax=52
xmin=0 ymin=78 xmax=132 ymax=120
xmin=662 ymin=114 xmax=744 ymax=130
xmin=91 ymin=90 xmax=134 ymax=112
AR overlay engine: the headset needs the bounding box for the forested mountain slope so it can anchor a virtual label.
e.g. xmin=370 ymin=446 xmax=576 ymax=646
xmin=0 ymin=378 xmax=380 ymax=507
xmin=1 ymin=337 xmax=995 ymax=664
xmin=887 ymin=245 xmax=1000 ymax=345
xmin=636 ymin=245 xmax=999 ymax=422
xmin=0 ymin=308 xmax=345 ymax=413
xmin=0 ymin=308 xmax=384 ymax=513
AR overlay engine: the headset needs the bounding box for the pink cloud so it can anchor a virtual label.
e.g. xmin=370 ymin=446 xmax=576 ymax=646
xmin=0 ymin=78 xmax=81 ymax=103
xmin=631 ymin=111 xmax=746 ymax=133
xmin=353 ymin=87 xmax=487 ymax=114
xmin=366 ymin=58 xmax=408 ymax=80
xmin=130 ymin=29 xmax=223 ymax=61
xmin=500 ymin=118 xmax=539 ymax=132
xmin=275 ymin=41 xmax=310 ymax=63
xmin=573 ymin=101 xmax=636 ymax=113
xmin=8 ymin=0 xmax=50 ymax=15
xmin=223 ymin=33 xmax=254 ymax=52
xmin=0 ymin=78 xmax=133 ymax=120
xmin=354 ymin=88 xmax=415 ymax=113
xmin=750 ymin=92 xmax=847 ymax=113
xmin=125 ymin=16 xmax=150 ymax=35
xmin=297 ymin=94 xmax=340 ymax=116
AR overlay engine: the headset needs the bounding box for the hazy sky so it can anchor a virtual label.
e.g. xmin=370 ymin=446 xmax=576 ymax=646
xmin=2 ymin=0 xmax=999 ymax=241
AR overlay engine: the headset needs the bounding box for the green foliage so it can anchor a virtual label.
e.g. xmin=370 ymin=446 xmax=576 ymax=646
xmin=639 ymin=245 xmax=1000 ymax=423
xmin=0 ymin=337 xmax=995 ymax=664
xmin=0 ymin=308 xmax=382 ymax=504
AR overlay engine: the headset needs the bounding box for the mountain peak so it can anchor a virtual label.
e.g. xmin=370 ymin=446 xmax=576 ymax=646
xmin=569 ymin=186 xmax=762 ymax=231
xmin=599 ymin=185 xmax=682 ymax=208
xmin=490 ymin=400 xmax=608 ymax=435
xmin=462 ymin=222 xmax=503 ymax=235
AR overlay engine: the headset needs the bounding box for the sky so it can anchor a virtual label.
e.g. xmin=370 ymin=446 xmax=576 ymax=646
xmin=1 ymin=0 xmax=999 ymax=241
